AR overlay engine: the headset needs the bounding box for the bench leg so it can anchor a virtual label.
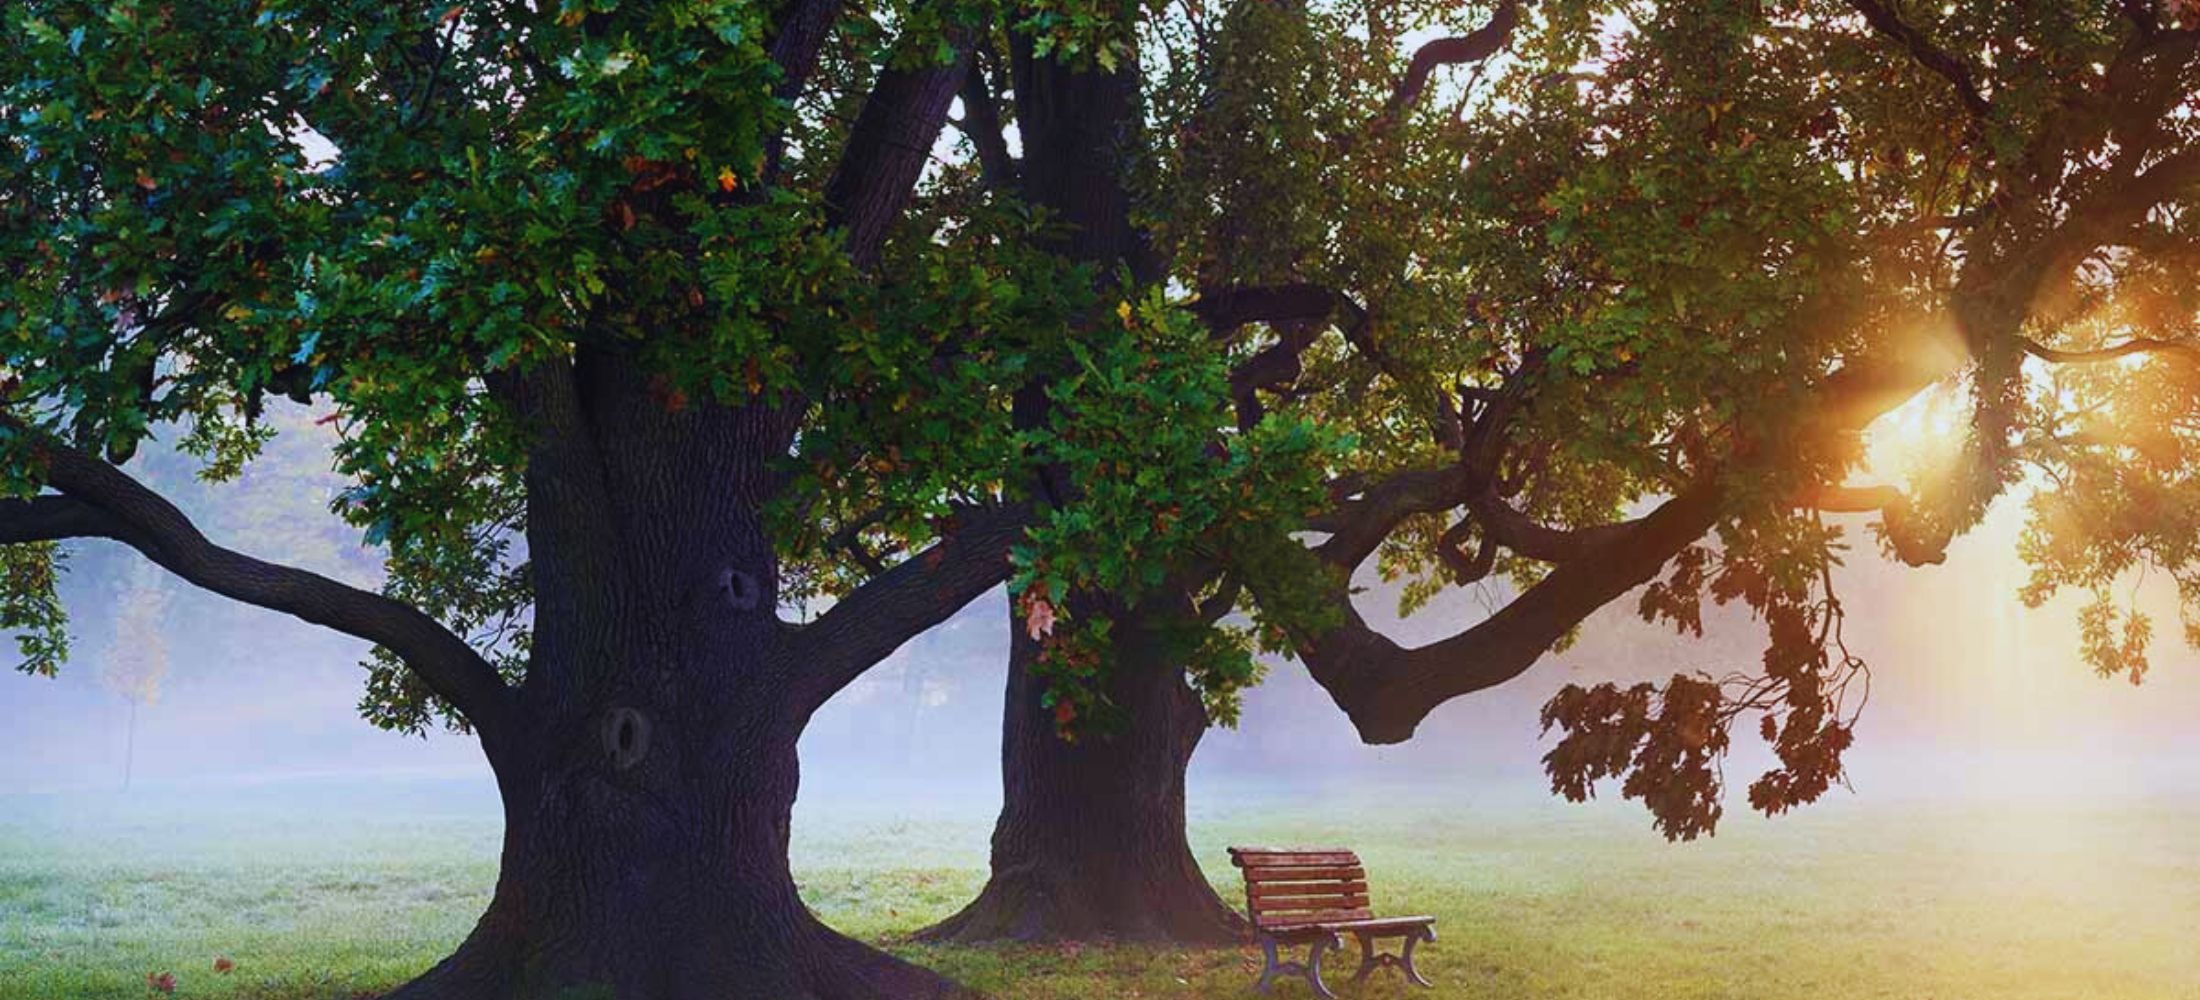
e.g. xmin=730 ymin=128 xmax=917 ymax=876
xmin=1255 ymin=936 xmax=1283 ymax=994
xmin=1402 ymin=925 xmax=1436 ymax=988
xmin=1250 ymin=932 xmax=1342 ymax=1000
xmin=1352 ymin=931 xmax=1381 ymax=983
xmin=1347 ymin=927 xmax=1439 ymax=988
xmin=1305 ymin=932 xmax=1341 ymax=1000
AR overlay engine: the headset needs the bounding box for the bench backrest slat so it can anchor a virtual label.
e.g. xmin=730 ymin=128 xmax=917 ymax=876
xmin=1228 ymin=847 xmax=1375 ymax=930
xmin=1247 ymin=880 xmax=1370 ymax=902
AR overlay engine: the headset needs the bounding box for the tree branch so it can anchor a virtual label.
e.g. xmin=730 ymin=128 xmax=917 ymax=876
xmin=1307 ymin=465 xmax=1480 ymax=570
xmin=4 ymin=438 xmax=516 ymax=742
xmin=787 ymin=502 xmax=1029 ymax=713
xmin=1468 ymin=492 xmax=1644 ymax=562
xmin=957 ymin=46 xmax=1020 ymax=196
xmin=824 ymin=21 xmax=973 ymax=268
xmin=1191 ymin=283 xmax=1350 ymax=429
xmin=823 ymin=506 xmax=901 ymax=579
xmin=1271 ymin=477 xmax=1726 ymax=744
xmin=1799 ymin=483 xmax=1906 ymax=513
xmin=0 ymin=495 xmax=128 ymax=544
xmin=768 ymin=0 xmax=842 ymax=99
xmin=1194 ymin=282 xmax=1339 ymax=335
xmin=1845 ymin=0 xmax=1993 ymax=121
xmin=1227 ymin=322 xmax=1324 ymax=430
xmin=2039 ymin=146 xmax=2200 ymax=274
xmin=1381 ymin=0 xmax=1521 ymax=121
xmin=1195 ymin=574 xmax=1242 ymax=624
xmin=2020 ymin=335 xmax=2200 ymax=367
xmin=1437 ymin=516 xmax=1497 ymax=584
xmin=1282 ymin=312 xmax=1983 ymax=744
xmin=762 ymin=0 xmax=844 ymax=180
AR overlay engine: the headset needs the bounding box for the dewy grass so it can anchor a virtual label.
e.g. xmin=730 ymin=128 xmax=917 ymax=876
xmin=3 ymin=783 xmax=2197 ymax=999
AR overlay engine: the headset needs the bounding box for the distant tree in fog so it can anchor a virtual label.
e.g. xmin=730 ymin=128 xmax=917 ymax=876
xmin=98 ymin=563 xmax=171 ymax=790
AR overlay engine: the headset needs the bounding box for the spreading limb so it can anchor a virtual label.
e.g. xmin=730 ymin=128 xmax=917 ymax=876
xmin=0 ymin=437 xmax=515 ymax=742
xmin=787 ymin=502 xmax=1030 ymax=713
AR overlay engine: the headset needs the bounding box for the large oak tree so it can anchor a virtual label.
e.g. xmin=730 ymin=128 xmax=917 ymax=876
xmin=0 ymin=0 xmax=1331 ymax=996
xmin=929 ymin=0 xmax=2200 ymax=944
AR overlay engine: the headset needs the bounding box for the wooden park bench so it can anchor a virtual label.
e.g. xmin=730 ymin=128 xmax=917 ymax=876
xmin=1227 ymin=847 xmax=1436 ymax=999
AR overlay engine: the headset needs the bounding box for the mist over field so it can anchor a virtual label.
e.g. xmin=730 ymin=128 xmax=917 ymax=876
xmin=11 ymin=565 xmax=2200 ymax=1000
xmin=4 ymin=423 xmax=2199 ymax=823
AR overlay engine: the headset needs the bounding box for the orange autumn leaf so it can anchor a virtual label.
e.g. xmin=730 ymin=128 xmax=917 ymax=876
xmin=1023 ymin=597 xmax=1057 ymax=640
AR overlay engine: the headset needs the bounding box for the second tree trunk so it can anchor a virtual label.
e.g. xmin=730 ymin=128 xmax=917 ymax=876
xmin=920 ymin=605 xmax=1248 ymax=944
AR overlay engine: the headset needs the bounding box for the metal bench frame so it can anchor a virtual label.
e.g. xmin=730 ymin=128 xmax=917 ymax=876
xmin=1228 ymin=847 xmax=1436 ymax=999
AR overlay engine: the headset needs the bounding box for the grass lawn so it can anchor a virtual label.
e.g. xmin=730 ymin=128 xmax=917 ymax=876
xmin=3 ymin=781 xmax=2197 ymax=999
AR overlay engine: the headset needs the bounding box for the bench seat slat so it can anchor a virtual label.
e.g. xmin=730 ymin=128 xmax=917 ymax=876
xmin=1258 ymin=905 xmax=1372 ymax=918
xmin=1261 ymin=915 xmax=1435 ymax=939
xmin=1256 ymin=907 xmax=1373 ymax=927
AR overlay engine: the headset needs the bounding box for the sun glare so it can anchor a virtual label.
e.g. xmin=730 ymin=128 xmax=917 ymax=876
xmin=1862 ymin=381 xmax=1968 ymax=487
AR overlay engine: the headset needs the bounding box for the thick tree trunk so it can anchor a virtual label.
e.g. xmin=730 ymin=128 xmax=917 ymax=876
xmin=919 ymin=606 xmax=1247 ymax=944
xmin=386 ymin=706 xmax=967 ymax=1000
xmin=381 ymin=374 xmax=980 ymax=1000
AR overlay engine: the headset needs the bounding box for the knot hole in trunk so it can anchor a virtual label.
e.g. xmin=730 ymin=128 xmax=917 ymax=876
xmin=602 ymin=707 xmax=652 ymax=770
xmin=717 ymin=568 xmax=761 ymax=611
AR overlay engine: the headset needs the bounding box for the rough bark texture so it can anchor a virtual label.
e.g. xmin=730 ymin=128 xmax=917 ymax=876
xmin=376 ymin=356 xmax=987 ymax=1000
xmin=386 ymin=719 xmax=968 ymax=1000
xmin=920 ymin=35 xmax=1244 ymax=946
xmin=919 ymin=605 xmax=1248 ymax=945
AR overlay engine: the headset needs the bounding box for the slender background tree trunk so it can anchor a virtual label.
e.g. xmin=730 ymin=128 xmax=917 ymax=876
xmin=121 ymin=699 xmax=136 ymax=792
xmin=920 ymin=604 xmax=1247 ymax=944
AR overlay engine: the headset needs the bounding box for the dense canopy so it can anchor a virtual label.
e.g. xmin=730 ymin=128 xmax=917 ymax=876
xmin=0 ymin=0 xmax=1336 ymax=730
xmin=3 ymin=0 xmax=2198 ymax=993
xmin=1172 ymin=0 xmax=2200 ymax=839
